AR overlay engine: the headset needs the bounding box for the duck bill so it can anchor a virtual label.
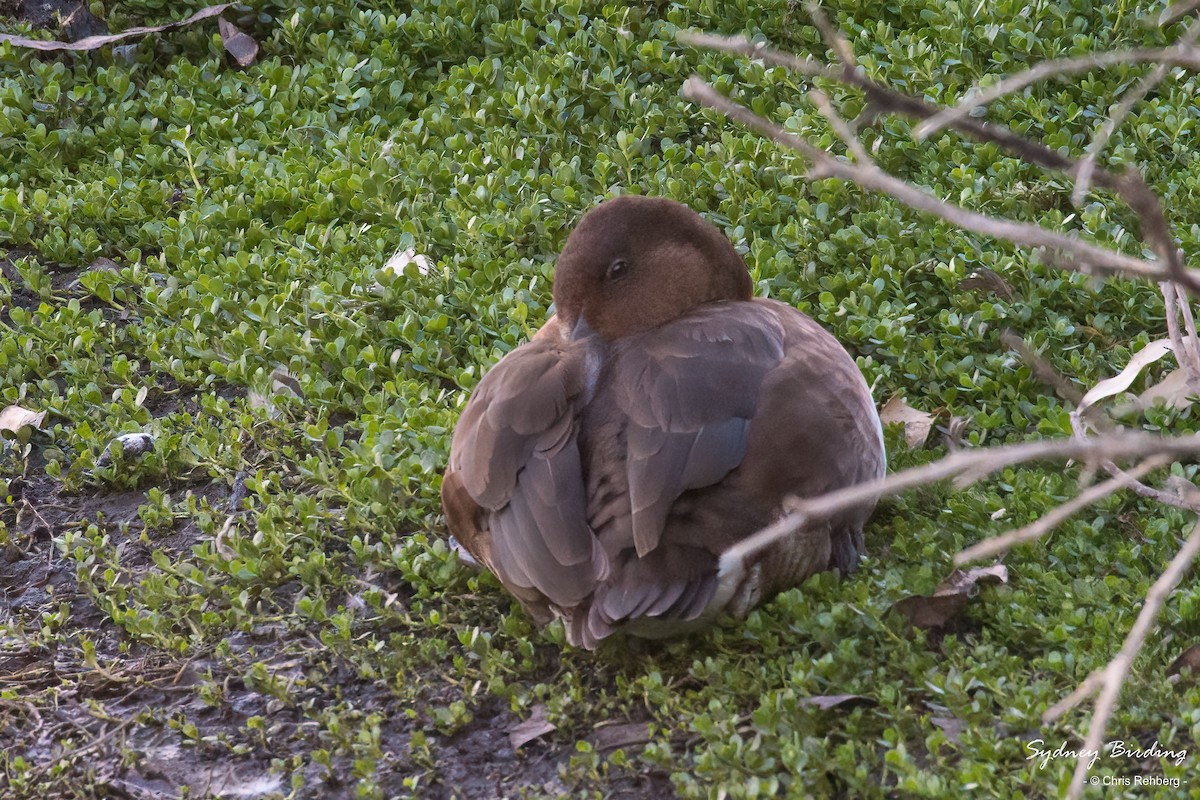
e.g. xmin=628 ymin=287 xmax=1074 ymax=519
xmin=570 ymin=313 xmax=597 ymax=341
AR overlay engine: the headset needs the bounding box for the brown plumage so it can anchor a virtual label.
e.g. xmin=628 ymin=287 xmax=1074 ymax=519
xmin=442 ymin=196 xmax=886 ymax=648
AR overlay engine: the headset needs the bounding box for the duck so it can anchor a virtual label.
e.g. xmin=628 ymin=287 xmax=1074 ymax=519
xmin=441 ymin=195 xmax=886 ymax=648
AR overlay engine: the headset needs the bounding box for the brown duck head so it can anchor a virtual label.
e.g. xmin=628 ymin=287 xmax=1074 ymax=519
xmin=552 ymin=196 xmax=753 ymax=340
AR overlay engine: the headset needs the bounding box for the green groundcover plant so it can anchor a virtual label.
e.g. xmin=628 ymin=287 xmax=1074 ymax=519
xmin=2 ymin=0 xmax=1200 ymax=797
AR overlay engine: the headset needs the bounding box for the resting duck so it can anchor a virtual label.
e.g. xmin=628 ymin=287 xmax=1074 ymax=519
xmin=441 ymin=196 xmax=885 ymax=648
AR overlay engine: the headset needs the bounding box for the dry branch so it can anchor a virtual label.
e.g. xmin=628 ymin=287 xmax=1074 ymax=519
xmin=719 ymin=431 xmax=1200 ymax=573
xmin=1161 ymin=0 xmax=1200 ymax=26
xmin=1048 ymin=519 xmax=1200 ymax=797
xmin=913 ymin=46 xmax=1200 ymax=140
xmin=685 ymin=19 xmax=1200 ymax=797
xmin=678 ymin=32 xmax=1194 ymax=289
xmin=954 ymin=457 xmax=1168 ymax=564
xmin=681 ymin=77 xmax=1191 ymax=284
xmin=1074 ymin=22 xmax=1200 ymax=205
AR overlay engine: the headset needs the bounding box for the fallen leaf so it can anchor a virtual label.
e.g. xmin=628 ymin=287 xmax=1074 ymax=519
xmin=218 ymin=18 xmax=258 ymax=67
xmin=879 ymin=395 xmax=935 ymax=450
xmin=0 ymin=405 xmax=47 ymax=438
xmin=935 ymin=565 xmax=1008 ymax=595
xmin=508 ymin=704 xmax=556 ymax=750
xmin=1140 ymin=368 xmax=1194 ymax=409
xmin=89 ymin=257 xmax=122 ymax=272
xmin=889 ymin=592 xmax=970 ymax=629
xmin=590 ymin=721 xmax=651 ymax=752
xmin=957 ymin=268 xmax=1016 ymax=301
xmin=0 ymin=4 xmax=233 ymax=52
xmin=889 ymin=565 xmax=1009 ymax=629
xmin=1167 ymin=644 xmax=1200 ymax=678
xmin=1077 ymin=339 xmax=1173 ymax=414
xmin=798 ymin=694 xmax=874 ymax=711
xmin=931 ymin=715 xmax=966 ymax=744
xmin=249 ymin=367 xmax=304 ymax=418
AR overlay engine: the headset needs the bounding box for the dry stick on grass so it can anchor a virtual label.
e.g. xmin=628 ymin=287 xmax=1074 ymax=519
xmin=678 ymin=35 xmax=1196 ymax=292
xmin=954 ymin=456 xmax=1169 ymax=564
xmin=913 ymin=45 xmax=1200 ymax=141
xmin=1043 ymin=518 xmax=1200 ymax=798
xmin=718 ymin=431 xmax=1200 ymax=574
xmin=682 ymin=77 xmax=1176 ymax=283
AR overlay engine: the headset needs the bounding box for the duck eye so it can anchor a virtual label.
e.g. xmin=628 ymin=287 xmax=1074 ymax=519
xmin=607 ymin=259 xmax=628 ymax=280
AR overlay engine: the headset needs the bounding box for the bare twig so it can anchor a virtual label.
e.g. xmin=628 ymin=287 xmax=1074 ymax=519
xmin=1000 ymin=329 xmax=1084 ymax=406
xmin=804 ymin=1 xmax=856 ymax=68
xmin=1161 ymin=282 xmax=1200 ymax=395
xmin=808 ymin=88 xmax=872 ymax=166
xmin=954 ymin=456 xmax=1168 ymax=564
xmin=1073 ymin=22 xmax=1200 ymax=205
xmin=719 ymin=431 xmax=1200 ymax=574
xmin=682 ymin=77 xmax=1187 ymax=283
xmin=1174 ymin=282 xmax=1200 ymax=386
xmin=1070 ymin=411 xmax=1200 ymax=512
xmin=1161 ymin=0 xmax=1200 ymax=26
xmin=914 ymin=46 xmax=1200 ymax=140
xmin=1050 ymin=519 xmax=1200 ymax=798
xmin=681 ymin=30 xmax=1196 ymax=290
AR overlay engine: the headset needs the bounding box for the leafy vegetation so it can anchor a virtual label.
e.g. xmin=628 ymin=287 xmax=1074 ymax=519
xmin=2 ymin=0 xmax=1199 ymax=797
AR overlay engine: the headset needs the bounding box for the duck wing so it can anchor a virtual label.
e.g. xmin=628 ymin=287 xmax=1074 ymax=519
xmin=445 ymin=336 xmax=605 ymax=611
xmin=606 ymin=301 xmax=787 ymax=557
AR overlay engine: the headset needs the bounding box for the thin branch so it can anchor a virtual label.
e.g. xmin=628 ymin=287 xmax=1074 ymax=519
xmin=808 ymin=88 xmax=872 ymax=166
xmin=804 ymin=1 xmax=856 ymax=68
xmin=1042 ymin=669 xmax=1104 ymax=722
xmin=1073 ymin=22 xmax=1200 ymax=206
xmin=682 ymin=77 xmax=1186 ymax=283
xmin=954 ymin=457 xmax=1167 ymax=564
xmin=1062 ymin=519 xmax=1200 ymax=799
xmin=1000 ymin=329 xmax=1084 ymax=406
xmin=1161 ymin=282 xmax=1200 ymax=396
xmin=1161 ymin=0 xmax=1200 ymax=26
xmin=718 ymin=431 xmax=1200 ymax=575
xmin=1174 ymin=281 xmax=1200 ymax=381
xmin=914 ymin=46 xmax=1200 ymax=140
xmin=1070 ymin=410 xmax=1200 ymax=512
xmin=680 ymin=33 xmax=1200 ymax=293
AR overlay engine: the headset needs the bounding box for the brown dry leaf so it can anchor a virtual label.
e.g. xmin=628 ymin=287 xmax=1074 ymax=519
xmin=250 ymin=368 xmax=304 ymax=418
xmin=957 ymin=268 xmax=1016 ymax=301
xmin=508 ymin=704 xmax=556 ymax=750
xmin=0 ymin=405 xmax=46 ymax=440
xmin=1141 ymin=368 xmax=1194 ymax=409
xmin=879 ymin=395 xmax=935 ymax=450
xmin=890 ymin=565 xmax=1009 ymax=629
xmin=931 ymin=716 xmax=966 ymax=744
xmin=590 ymin=721 xmax=651 ymax=752
xmin=798 ymin=694 xmax=874 ymax=711
xmin=1077 ymin=339 xmax=1173 ymax=414
xmin=0 ymin=4 xmax=233 ymax=51
xmin=218 ymin=17 xmax=259 ymax=67
xmin=889 ymin=593 xmax=969 ymax=629
xmin=936 ymin=565 xmax=1008 ymax=595
xmin=1166 ymin=644 xmax=1200 ymax=678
